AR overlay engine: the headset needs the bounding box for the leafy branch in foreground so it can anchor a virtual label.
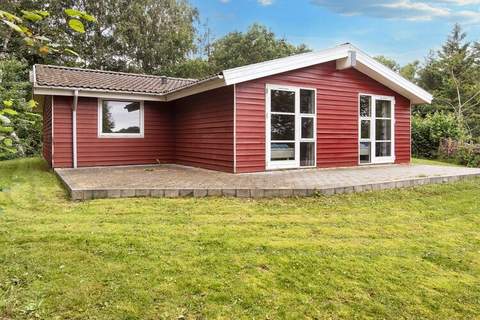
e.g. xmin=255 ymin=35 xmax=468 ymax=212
xmin=0 ymin=7 xmax=95 ymax=158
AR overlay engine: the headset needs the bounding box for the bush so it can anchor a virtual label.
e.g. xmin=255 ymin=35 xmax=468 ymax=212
xmin=412 ymin=112 xmax=462 ymax=158
xmin=439 ymin=138 xmax=480 ymax=167
xmin=0 ymin=59 xmax=42 ymax=160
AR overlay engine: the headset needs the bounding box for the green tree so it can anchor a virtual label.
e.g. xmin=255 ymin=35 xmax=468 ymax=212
xmin=0 ymin=5 xmax=94 ymax=158
xmin=374 ymin=55 xmax=400 ymax=72
xmin=209 ymin=23 xmax=310 ymax=72
xmin=418 ymin=24 xmax=480 ymax=138
xmin=399 ymin=60 xmax=420 ymax=82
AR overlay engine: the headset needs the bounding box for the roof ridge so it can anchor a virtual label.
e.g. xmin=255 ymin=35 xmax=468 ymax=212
xmin=34 ymin=64 xmax=197 ymax=82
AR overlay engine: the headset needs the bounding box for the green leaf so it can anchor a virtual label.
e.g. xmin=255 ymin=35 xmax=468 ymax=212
xmin=2 ymin=20 xmax=23 ymax=33
xmin=81 ymin=13 xmax=96 ymax=22
xmin=0 ymin=126 xmax=13 ymax=134
xmin=3 ymin=100 xmax=13 ymax=108
xmin=21 ymin=10 xmax=44 ymax=22
xmin=68 ymin=19 xmax=85 ymax=33
xmin=0 ymin=10 xmax=22 ymax=22
xmin=64 ymin=9 xmax=83 ymax=18
xmin=64 ymin=48 xmax=80 ymax=57
xmin=23 ymin=37 xmax=35 ymax=46
xmin=1 ymin=109 xmax=18 ymax=116
xmin=27 ymin=100 xmax=37 ymax=109
xmin=0 ymin=145 xmax=17 ymax=153
xmin=3 ymin=138 xmax=12 ymax=147
xmin=34 ymin=10 xmax=49 ymax=18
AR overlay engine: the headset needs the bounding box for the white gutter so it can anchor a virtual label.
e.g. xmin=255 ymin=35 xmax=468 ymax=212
xmin=72 ymin=90 xmax=78 ymax=168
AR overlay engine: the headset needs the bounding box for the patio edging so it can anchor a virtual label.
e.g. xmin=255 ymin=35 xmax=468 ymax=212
xmin=62 ymin=172 xmax=480 ymax=201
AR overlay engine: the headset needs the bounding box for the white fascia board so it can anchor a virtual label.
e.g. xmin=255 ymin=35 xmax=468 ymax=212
xmin=354 ymin=49 xmax=433 ymax=104
xmin=164 ymin=77 xmax=226 ymax=101
xmin=222 ymin=46 xmax=350 ymax=85
xmin=33 ymin=86 xmax=166 ymax=101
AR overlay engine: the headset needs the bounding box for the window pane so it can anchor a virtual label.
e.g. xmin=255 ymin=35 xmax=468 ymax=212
xmin=102 ymin=101 xmax=140 ymax=134
xmin=360 ymin=95 xmax=371 ymax=117
xmin=301 ymin=117 xmax=314 ymax=139
xmin=300 ymin=89 xmax=315 ymax=114
xmin=360 ymin=142 xmax=371 ymax=163
xmin=271 ymin=90 xmax=295 ymax=113
xmin=376 ymin=142 xmax=392 ymax=157
xmin=375 ymin=119 xmax=391 ymax=140
xmin=300 ymin=142 xmax=315 ymax=166
xmin=361 ymin=120 xmax=370 ymax=139
xmin=376 ymin=100 xmax=391 ymax=118
xmin=271 ymin=114 xmax=295 ymax=140
xmin=271 ymin=143 xmax=295 ymax=161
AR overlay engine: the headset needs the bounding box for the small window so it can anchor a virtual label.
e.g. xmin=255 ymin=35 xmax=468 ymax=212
xmin=99 ymin=100 xmax=144 ymax=138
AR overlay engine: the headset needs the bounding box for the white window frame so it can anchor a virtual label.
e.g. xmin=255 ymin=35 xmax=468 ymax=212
xmin=98 ymin=99 xmax=145 ymax=138
xmin=358 ymin=93 xmax=395 ymax=164
xmin=265 ymin=84 xmax=317 ymax=170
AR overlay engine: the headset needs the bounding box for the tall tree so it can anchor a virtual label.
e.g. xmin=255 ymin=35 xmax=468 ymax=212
xmin=208 ymin=23 xmax=310 ymax=72
xmin=1 ymin=0 xmax=200 ymax=74
xmin=418 ymin=24 xmax=480 ymax=138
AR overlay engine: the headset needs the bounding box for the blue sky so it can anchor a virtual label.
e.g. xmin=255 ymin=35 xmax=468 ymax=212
xmin=190 ymin=0 xmax=480 ymax=65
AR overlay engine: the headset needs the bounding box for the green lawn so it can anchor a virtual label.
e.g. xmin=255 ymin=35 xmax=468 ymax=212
xmin=1 ymin=158 xmax=480 ymax=319
xmin=412 ymin=157 xmax=462 ymax=167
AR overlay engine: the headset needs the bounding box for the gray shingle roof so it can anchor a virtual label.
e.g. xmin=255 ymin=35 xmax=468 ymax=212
xmin=34 ymin=64 xmax=198 ymax=94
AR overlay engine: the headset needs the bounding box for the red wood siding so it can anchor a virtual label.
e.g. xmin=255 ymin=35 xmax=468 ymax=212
xmin=49 ymin=87 xmax=234 ymax=170
xmin=42 ymin=96 xmax=53 ymax=166
xmin=51 ymin=96 xmax=175 ymax=167
xmin=52 ymin=96 xmax=73 ymax=168
xmin=235 ymin=61 xmax=411 ymax=173
xmin=173 ymin=86 xmax=234 ymax=172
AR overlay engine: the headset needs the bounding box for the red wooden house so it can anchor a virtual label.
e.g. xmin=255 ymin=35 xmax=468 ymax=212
xmin=33 ymin=44 xmax=432 ymax=173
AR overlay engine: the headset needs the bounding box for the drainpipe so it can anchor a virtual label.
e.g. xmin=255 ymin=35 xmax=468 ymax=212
xmin=72 ymin=90 xmax=78 ymax=168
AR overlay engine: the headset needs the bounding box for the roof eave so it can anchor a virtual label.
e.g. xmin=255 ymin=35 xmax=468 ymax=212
xmin=33 ymin=85 xmax=167 ymax=102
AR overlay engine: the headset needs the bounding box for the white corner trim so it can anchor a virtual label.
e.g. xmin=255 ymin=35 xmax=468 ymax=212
xmin=97 ymin=99 xmax=145 ymax=139
xmin=72 ymin=90 xmax=78 ymax=168
xmin=51 ymin=96 xmax=55 ymax=167
xmin=336 ymin=50 xmax=356 ymax=70
xmin=233 ymin=84 xmax=237 ymax=174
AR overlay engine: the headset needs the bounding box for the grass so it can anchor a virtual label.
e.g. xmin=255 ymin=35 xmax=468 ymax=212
xmin=1 ymin=158 xmax=480 ymax=319
xmin=412 ymin=157 xmax=463 ymax=167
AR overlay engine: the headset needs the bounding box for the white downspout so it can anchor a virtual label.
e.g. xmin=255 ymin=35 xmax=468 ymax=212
xmin=72 ymin=90 xmax=78 ymax=168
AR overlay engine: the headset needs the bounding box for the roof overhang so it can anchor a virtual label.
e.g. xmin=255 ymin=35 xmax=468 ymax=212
xmin=33 ymin=85 xmax=167 ymax=101
xmin=32 ymin=44 xmax=432 ymax=105
xmin=221 ymin=44 xmax=432 ymax=105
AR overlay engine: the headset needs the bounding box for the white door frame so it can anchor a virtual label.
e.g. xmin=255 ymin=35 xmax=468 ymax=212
xmin=266 ymin=84 xmax=317 ymax=170
xmin=358 ymin=93 xmax=395 ymax=164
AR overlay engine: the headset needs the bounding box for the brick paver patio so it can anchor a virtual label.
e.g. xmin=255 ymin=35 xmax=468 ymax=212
xmin=55 ymin=163 xmax=480 ymax=200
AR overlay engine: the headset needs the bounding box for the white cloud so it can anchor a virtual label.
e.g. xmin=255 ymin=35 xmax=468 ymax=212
xmin=219 ymin=0 xmax=230 ymax=3
xmin=310 ymin=0 xmax=480 ymax=23
xmin=258 ymin=0 xmax=274 ymax=6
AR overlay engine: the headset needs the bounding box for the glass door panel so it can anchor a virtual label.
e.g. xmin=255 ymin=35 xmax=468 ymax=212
xmin=359 ymin=95 xmax=394 ymax=164
xmin=267 ymin=86 xmax=316 ymax=169
xmin=373 ymin=99 xmax=393 ymax=163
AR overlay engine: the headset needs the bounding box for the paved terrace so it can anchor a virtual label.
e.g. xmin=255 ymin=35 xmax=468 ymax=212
xmin=55 ymin=163 xmax=480 ymax=200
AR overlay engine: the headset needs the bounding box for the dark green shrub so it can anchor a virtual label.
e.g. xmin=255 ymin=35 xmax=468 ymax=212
xmin=412 ymin=112 xmax=462 ymax=158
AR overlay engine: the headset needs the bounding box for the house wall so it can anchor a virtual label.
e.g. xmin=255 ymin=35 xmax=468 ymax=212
xmin=42 ymin=96 xmax=53 ymax=166
xmin=173 ymin=86 xmax=235 ymax=172
xmin=51 ymin=96 xmax=175 ymax=168
xmin=235 ymin=61 xmax=411 ymax=173
xmin=47 ymin=86 xmax=235 ymax=171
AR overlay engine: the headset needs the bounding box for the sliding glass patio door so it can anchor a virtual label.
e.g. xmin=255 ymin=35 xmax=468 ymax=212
xmin=359 ymin=94 xmax=395 ymax=164
xmin=266 ymin=85 xmax=316 ymax=170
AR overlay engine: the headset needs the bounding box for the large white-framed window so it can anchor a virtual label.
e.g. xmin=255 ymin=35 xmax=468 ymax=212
xmin=266 ymin=84 xmax=317 ymax=170
xmin=98 ymin=99 xmax=144 ymax=138
xmin=358 ymin=93 xmax=395 ymax=164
